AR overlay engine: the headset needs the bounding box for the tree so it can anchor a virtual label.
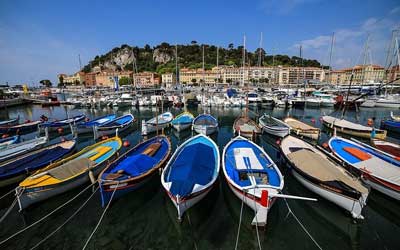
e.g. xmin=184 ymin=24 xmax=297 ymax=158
xmin=228 ymin=43 xmax=234 ymax=50
xmin=58 ymin=75 xmax=64 ymax=88
xmin=191 ymin=41 xmax=197 ymax=45
xmin=40 ymin=79 xmax=52 ymax=88
xmin=191 ymin=78 xmax=197 ymax=84
xmin=119 ymin=76 xmax=133 ymax=85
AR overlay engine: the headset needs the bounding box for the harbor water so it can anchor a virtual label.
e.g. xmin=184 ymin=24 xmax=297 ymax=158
xmin=0 ymin=103 xmax=399 ymax=250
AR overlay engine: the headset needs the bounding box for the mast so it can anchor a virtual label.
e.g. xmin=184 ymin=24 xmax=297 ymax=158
xmin=258 ymin=32 xmax=263 ymax=67
xmin=175 ymin=44 xmax=180 ymax=93
xmin=243 ymin=35 xmax=248 ymax=118
xmin=216 ymin=46 xmax=219 ymax=85
xmin=360 ymin=34 xmax=370 ymax=89
xmin=328 ymin=32 xmax=335 ymax=85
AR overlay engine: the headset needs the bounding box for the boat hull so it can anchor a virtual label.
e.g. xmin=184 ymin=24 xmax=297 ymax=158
xmin=141 ymin=122 xmax=170 ymax=135
xmin=16 ymin=161 xmax=109 ymax=210
xmin=193 ymin=124 xmax=217 ymax=135
xmin=261 ymin=126 xmax=289 ymax=137
xmin=172 ymin=123 xmax=192 ymax=132
xmin=322 ymin=120 xmax=387 ymax=140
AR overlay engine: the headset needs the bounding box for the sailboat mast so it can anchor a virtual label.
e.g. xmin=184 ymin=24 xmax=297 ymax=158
xmin=360 ymin=35 xmax=370 ymax=88
xmin=328 ymin=32 xmax=335 ymax=85
xmin=243 ymin=35 xmax=248 ymax=118
xmin=258 ymin=32 xmax=263 ymax=67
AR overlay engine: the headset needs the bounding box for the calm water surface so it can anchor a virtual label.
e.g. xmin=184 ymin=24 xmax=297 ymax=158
xmin=0 ymin=102 xmax=399 ymax=250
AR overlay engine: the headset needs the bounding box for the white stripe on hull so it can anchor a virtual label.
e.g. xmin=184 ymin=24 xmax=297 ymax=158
xmin=292 ymin=170 xmax=367 ymax=219
xmin=262 ymin=127 xmax=289 ymax=137
xmin=363 ymin=177 xmax=400 ymax=201
xmin=170 ymin=189 xmax=212 ymax=220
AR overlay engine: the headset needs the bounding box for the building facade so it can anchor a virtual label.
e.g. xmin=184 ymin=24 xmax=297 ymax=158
xmin=133 ymin=72 xmax=160 ymax=88
xmin=328 ymin=64 xmax=385 ymax=84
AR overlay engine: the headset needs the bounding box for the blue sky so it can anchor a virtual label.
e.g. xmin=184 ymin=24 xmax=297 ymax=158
xmin=0 ymin=0 xmax=399 ymax=84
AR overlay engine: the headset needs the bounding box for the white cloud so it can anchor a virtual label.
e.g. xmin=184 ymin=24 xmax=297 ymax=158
xmin=289 ymin=10 xmax=400 ymax=69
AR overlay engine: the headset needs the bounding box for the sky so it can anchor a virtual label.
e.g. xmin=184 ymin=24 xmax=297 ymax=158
xmin=0 ymin=0 xmax=399 ymax=85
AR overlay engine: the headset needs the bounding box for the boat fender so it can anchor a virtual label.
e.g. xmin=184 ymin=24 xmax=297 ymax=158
xmin=2 ymin=134 xmax=8 ymax=139
xmin=159 ymin=168 xmax=163 ymax=175
xmin=89 ymin=170 xmax=96 ymax=184
xmin=260 ymin=190 xmax=269 ymax=207
xmin=123 ymin=140 xmax=130 ymax=147
xmin=367 ymin=118 xmax=373 ymax=126
xmin=57 ymin=127 xmax=64 ymax=134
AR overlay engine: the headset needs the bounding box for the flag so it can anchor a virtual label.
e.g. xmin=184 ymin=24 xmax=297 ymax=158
xmin=113 ymin=76 xmax=119 ymax=91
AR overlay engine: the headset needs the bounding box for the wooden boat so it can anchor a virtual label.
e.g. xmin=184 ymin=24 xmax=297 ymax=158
xmin=40 ymin=114 xmax=86 ymax=131
xmin=99 ymin=135 xmax=171 ymax=206
xmin=76 ymin=114 xmax=116 ymax=134
xmin=0 ymin=135 xmax=20 ymax=149
xmin=0 ymin=136 xmax=48 ymax=162
xmin=0 ymin=116 xmax=19 ymax=126
xmin=222 ymin=135 xmax=284 ymax=227
xmin=280 ymin=136 xmax=369 ymax=219
xmin=259 ymin=114 xmax=290 ymax=137
xmin=95 ymin=114 xmax=134 ymax=138
xmin=16 ymin=136 xmax=122 ymax=210
xmin=171 ymin=112 xmax=194 ymax=132
xmin=284 ymin=117 xmax=320 ymax=140
xmin=371 ymin=139 xmax=400 ymax=159
xmin=322 ymin=115 xmax=387 ymax=140
xmin=0 ymin=140 xmax=76 ymax=187
xmin=0 ymin=120 xmax=42 ymax=135
xmin=380 ymin=119 xmax=400 ymax=134
xmin=329 ymin=136 xmax=400 ymax=201
xmin=141 ymin=112 xmax=173 ymax=135
xmin=233 ymin=116 xmax=261 ymax=139
xmin=161 ymin=134 xmax=220 ymax=220
xmin=192 ymin=114 xmax=218 ymax=135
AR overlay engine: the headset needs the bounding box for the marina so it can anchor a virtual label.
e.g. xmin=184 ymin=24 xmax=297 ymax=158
xmin=0 ymin=99 xmax=399 ymax=249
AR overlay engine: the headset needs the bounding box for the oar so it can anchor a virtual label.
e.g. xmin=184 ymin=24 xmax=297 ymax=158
xmin=270 ymin=193 xmax=317 ymax=202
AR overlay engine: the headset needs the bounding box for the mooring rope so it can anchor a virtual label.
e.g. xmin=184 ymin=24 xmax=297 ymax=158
xmin=0 ymin=182 xmax=96 ymax=246
xmin=81 ymin=183 xmax=119 ymax=250
xmin=252 ymin=189 xmax=262 ymax=250
xmin=234 ymin=190 xmax=245 ymax=250
xmin=283 ymin=198 xmax=323 ymax=250
xmin=186 ymin=212 xmax=198 ymax=250
xmin=0 ymin=189 xmax=15 ymax=201
xmin=30 ymin=186 xmax=100 ymax=250
xmin=0 ymin=198 xmax=17 ymax=224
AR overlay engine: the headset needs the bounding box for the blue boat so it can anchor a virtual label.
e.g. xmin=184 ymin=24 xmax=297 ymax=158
xmin=0 ymin=140 xmax=76 ymax=187
xmin=0 ymin=116 xmax=19 ymax=126
xmin=381 ymin=119 xmax=400 ymax=133
xmin=171 ymin=112 xmax=194 ymax=132
xmin=161 ymin=134 xmax=220 ymax=220
xmin=192 ymin=114 xmax=218 ymax=135
xmin=99 ymin=135 xmax=171 ymax=206
xmin=329 ymin=136 xmax=400 ymax=201
xmin=40 ymin=114 xmax=86 ymax=132
xmin=0 ymin=135 xmax=20 ymax=149
xmin=95 ymin=114 xmax=134 ymax=138
xmin=222 ymin=135 xmax=284 ymax=227
xmin=76 ymin=114 xmax=117 ymax=134
xmin=0 ymin=120 xmax=42 ymax=135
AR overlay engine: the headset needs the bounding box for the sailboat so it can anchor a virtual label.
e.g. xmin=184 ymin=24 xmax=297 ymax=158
xmin=233 ymin=36 xmax=261 ymax=139
xmin=193 ymin=45 xmax=218 ymax=135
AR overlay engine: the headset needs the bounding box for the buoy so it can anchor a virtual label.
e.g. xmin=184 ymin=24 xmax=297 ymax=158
xmin=25 ymin=119 xmax=31 ymax=123
xmin=322 ymin=142 xmax=329 ymax=149
xmin=101 ymin=135 xmax=109 ymax=140
xmin=123 ymin=140 xmax=130 ymax=147
xmin=319 ymin=117 xmax=323 ymax=122
xmin=85 ymin=117 xmax=90 ymax=122
xmin=367 ymin=118 xmax=373 ymax=126
xmin=311 ymin=118 xmax=316 ymax=123
xmin=276 ymin=139 xmax=281 ymax=145
xmin=2 ymin=134 xmax=8 ymax=139
xmin=57 ymin=127 xmax=64 ymax=134
xmin=260 ymin=190 xmax=269 ymax=207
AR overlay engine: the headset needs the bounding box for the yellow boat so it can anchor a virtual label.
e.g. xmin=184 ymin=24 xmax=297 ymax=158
xmin=16 ymin=137 xmax=122 ymax=210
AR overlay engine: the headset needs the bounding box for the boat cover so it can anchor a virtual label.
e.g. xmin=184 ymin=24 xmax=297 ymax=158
xmin=167 ymin=138 xmax=217 ymax=197
xmin=323 ymin=116 xmax=373 ymax=131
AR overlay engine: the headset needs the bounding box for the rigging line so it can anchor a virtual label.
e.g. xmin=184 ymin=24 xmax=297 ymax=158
xmin=253 ymin=188 xmax=262 ymax=250
xmin=0 ymin=197 xmax=17 ymax=224
xmin=0 ymin=188 xmax=15 ymax=201
xmin=234 ymin=190 xmax=245 ymax=250
xmin=0 ymin=182 xmax=96 ymax=246
xmin=283 ymin=198 xmax=323 ymax=250
xmin=30 ymin=186 xmax=100 ymax=250
xmin=82 ymin=183 xmax=119 ymax=250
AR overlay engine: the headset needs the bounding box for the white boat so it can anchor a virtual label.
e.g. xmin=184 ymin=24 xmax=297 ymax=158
xmin=115 ymin=93 xmax=134 ymax=107
xmin=171 ymin=112 xmax=194 ymax=132
xmin=161 ymin=134 xmax=220 ymax=220
xmin=305 ymin=98 xmax=321 ymax=108
xmin=0 ymin=136 xmax=48 ymax=162
xmin=329 ymin=136 xmax=400 ymax=201
xmin=375 ymin=95 xmax=400 ymax=108
xmin=141 ymin=112 xmax=173 ymax=135
xmin=284 ymin=117 xmax=320 ymax=140
xmin=281 ymin=136 xmax=369 ymax=219
xmin=192 ymin=114 xmax=218 ymax=135
xmin=261 ymin=96 xmax=274 ymax=107
xmin=222 ymin=136 xmax=284 ymax=227
xmin=247 ymin=92 xmax=261 ymax=107
xmin=259 ymin=114 xmax=290 ymax=137
xmin=95 ymin=114 xmax=135 ymax=138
